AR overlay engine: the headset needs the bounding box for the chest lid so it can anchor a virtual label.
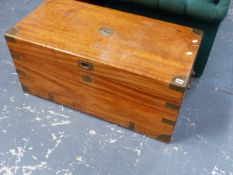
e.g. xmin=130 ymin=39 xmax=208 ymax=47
xmin=5 ymin=0 xmax=202 ymax=104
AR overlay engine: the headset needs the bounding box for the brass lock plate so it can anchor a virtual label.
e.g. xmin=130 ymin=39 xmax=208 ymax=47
xmin=78 ymin=60 xmax=94 ymax=70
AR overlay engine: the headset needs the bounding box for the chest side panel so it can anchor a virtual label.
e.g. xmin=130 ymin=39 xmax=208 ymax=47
xmin=6 ymin=38 xmax=180 ymax=142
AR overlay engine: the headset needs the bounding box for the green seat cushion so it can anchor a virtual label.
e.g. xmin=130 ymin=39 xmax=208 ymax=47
xmin=158 ymin=0 xmax=188 ymax=14
xmin=105 ymin=0 xmax=230 ymax=22
xmin=109 ymin=0 xmax=159 ymax=8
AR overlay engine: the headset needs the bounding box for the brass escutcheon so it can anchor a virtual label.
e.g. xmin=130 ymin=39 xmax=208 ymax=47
xmin=78 ymin=60 xmax=93 ymax=70
xmin=99 ymin=27 xmax=113 ymax=36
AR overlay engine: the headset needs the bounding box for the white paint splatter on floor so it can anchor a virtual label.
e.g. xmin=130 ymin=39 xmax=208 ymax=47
xmin=89 ymin=129 xmax=96 ymax=136
xmin=22 ymin=106 xmax=36 ymax=113
xmin=48 ymin=110 xmax=70 ymax=119
xmin=51 ymin=120 xmax=71 ymax=126
xmin=35 ymin=117 xmax=42 ymax=121
xmin=56 ymin=169 xmax=72 ymax=175
xmin=211 ymin=165 xmax=226 ymax=175
xmin=75 ymin=156 xmax=93 ymax=168
xmin=45 ymin=132 xmax=64 ymax=159
xmin=108 ymin=139 xmax=117 ymax=143
xmin=0 ymin=166 xmax=14 ymax=175
xmin=22 ymin=162 xmax=47 ymax=175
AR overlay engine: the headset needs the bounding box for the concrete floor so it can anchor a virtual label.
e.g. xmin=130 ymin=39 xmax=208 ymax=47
xmin=0 ymin=0 xmax=233 ymax=174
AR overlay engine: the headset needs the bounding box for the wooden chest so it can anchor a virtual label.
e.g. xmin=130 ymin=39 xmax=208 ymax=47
xmin=5 ymin=0 xmax=202 ymax=143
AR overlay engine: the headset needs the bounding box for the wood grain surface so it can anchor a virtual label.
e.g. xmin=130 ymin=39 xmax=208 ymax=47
xmin=5 ymin=0 xmax=202 ymax=142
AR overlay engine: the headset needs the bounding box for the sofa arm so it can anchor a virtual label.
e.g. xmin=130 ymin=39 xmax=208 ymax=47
xmin=186 ymin=0 xmax=230 ymax=22
xmin=215 ymin=0 xmax=231 ymax=21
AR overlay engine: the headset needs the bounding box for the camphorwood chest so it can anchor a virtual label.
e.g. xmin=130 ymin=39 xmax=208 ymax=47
xmin=5 ymin=0 xmax=202 ymax=143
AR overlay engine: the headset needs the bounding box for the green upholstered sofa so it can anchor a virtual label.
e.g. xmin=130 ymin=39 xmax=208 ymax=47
xmin=104 ymin=0 xmax=230 ymax=77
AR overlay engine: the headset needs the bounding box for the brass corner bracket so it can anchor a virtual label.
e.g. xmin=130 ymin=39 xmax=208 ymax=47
xmin=157 ymin=134 xmax=172 ymax=143
xmin=165 ymin=102 xmax=180 ymax=111
xmin=169 ymin=75 xmax=187 ymax=92
xmin=192 ymin=28 xmax=203 ymax=36
xmin=4 ymin=27 xmax=19 ymax=42
xmin=161 ymin=118 xmax=176 ymax=126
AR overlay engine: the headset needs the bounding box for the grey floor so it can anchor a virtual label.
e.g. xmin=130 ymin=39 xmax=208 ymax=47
xmin=0 ymin=0 xmax=233 ymax=175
